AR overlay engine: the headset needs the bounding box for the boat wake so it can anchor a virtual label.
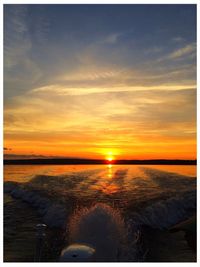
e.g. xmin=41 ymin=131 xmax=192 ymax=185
xmin=4 ymin=167 xmax=196 ymax=261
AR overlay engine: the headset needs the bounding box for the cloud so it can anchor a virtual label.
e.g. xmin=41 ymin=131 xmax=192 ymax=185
xmin=4 ymin=153 xmax=54 ymax=159
xmin=157 ymin=43 xmax=196 ymax=63
xmin=4 ymin=5 xmax=31 ymax=69
xmin=168 ymin=43 xmax=196 ymax=60
xmin=28 ymin=84 xmax=196 ymax=98
xmin=4 ymin=6 xmax=196 ymax=100
xmin=48 ymin=38 xmax=196 ymax=92
xmin=4 ymin=87 xmax=196 ymax=137
xmin=171 ymin=36 xmax=185 ymax=43
xmin=32 ymin=6 xmax=51 ymax=45
xmin=4 ymin=5 xmax=50 ymax=97
xmin=101 ymin=33 xmax=122 ymax=44
xmin=144 ymin=46 xmax=163 ymax=55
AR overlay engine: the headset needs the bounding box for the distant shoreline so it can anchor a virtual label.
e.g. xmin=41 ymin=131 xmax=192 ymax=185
xmin=3 ymin=159 xmax=197 ymax=165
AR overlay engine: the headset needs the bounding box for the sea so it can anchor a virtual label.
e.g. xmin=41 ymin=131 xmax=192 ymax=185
xmin=3 ymin=164 xmax=196 ymax=262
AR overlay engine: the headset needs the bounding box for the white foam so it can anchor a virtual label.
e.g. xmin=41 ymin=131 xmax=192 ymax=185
xmin=130 ymin=190 xmax=196 ymax=229
xmin=4 ymin=181 xmax=68 ymax=229
xmin=64 ymin=203 xmax=139 ymax=262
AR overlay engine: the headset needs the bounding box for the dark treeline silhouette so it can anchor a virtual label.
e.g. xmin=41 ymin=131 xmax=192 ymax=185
xmin=3 ymin=158 xmax=196 ymax=165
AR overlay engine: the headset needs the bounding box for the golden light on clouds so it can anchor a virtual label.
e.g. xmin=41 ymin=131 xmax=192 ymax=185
xmin=4 ymin=5 xmax=196 ymax=160
xmin=4 ymin=83 xmax=196 ymax=160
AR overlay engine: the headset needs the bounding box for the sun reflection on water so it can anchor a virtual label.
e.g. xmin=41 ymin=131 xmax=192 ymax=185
xmin=107 ymin=164 xmax=113 ymax=179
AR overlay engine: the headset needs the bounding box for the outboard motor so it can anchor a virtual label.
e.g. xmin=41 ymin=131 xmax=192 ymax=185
xmin=59 ymin=203 xmax=128 ymax=262
xmin=59 ymin=243 xmax=96 ymax=262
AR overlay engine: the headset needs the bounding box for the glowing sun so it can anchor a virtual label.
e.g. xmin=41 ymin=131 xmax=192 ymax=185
xmin=106 ymin=152 xmax=114 ymax=162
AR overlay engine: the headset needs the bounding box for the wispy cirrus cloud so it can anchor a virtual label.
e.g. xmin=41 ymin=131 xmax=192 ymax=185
xmin=171 ymin=36 xmax=185 ymax=43
xmin=100 ymin=32 xmax=122 ymax=44
xmin=157 ymin=42 xmax=196 ymax=62
xmin=168 ymin=43 xmax=196 ymax=60
xmin=4 ymin=5 xmax=31 ymax=69
xmin=4 ymin=5 xmax=52 ymax=98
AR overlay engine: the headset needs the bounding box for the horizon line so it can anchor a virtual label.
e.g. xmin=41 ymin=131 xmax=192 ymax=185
xmin=4 ymin=158 xmax=197 ymax=165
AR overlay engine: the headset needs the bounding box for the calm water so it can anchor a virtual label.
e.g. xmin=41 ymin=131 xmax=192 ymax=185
xmin=4 ymin=164 xmax=196 ymax=262
xmin=4 ymin=164 xmax=196 ymax=183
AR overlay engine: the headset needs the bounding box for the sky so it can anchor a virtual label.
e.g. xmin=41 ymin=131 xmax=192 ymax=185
xmin=4 ymin=4 xmax=196 ymax=160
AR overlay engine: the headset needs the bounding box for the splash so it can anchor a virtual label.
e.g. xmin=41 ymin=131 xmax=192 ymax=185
xmin=129 ymin=190 xmax=196 ymax=229
xmin=62 ymin=203 xmax=140 ymax=261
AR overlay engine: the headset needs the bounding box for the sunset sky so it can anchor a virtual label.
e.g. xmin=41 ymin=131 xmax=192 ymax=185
xmin=4 ymin=4 xmax=196 ymax=160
